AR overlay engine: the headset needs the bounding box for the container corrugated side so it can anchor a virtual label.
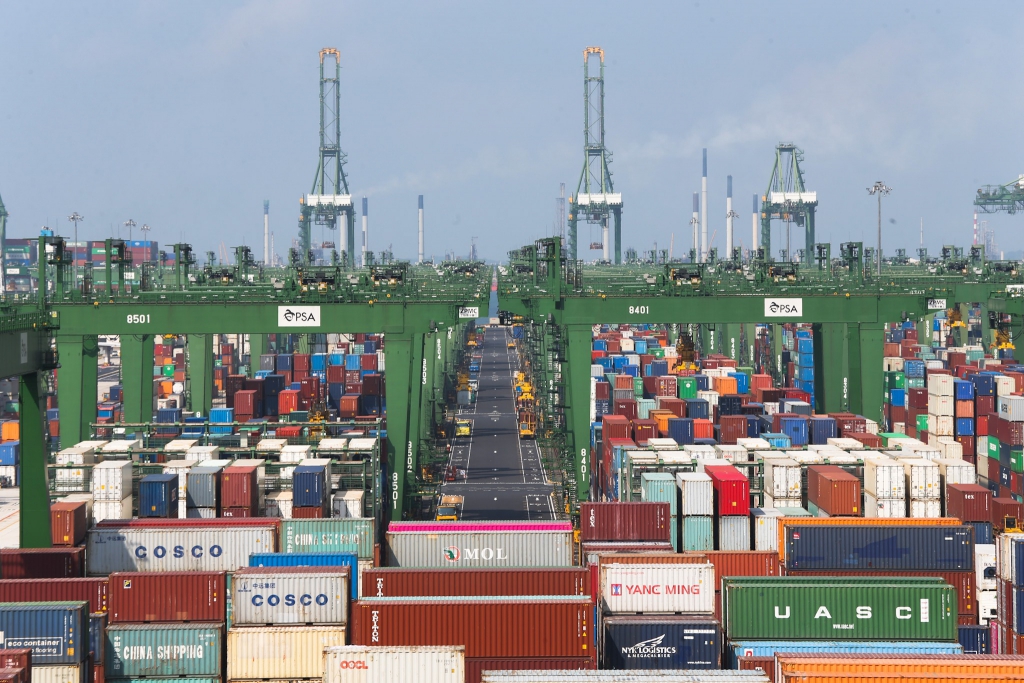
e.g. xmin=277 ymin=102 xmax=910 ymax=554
xmin=784 ymin=525 xmax=974 ymax=572
xmin=776 ymin=517 xmax=963 ymax=565
xmin=105 ymin=623 xmax=222 ymax=677
xmin=599 ymin=563 xmax=714 ymax=613
xmin=725 ymin=641 xmax=963 ymax=667
xmin=108 ymin=572 xmax=225 ymax=623
xmin=226 ymin=626 xmax=346 ymax=680
xmin=324 ymin=645 xmax=464 ymax=683
xmin=579 ymin=502 xmax=671 ymax=542
xmin=775 ymin=652 xmax=1024 ymax=676
xmin=0 ymin=579 xmax=107 ymax=613
xmin=0 ymin=602 xmax=89 ymax=664
xmin=249 ymin=551 xmax=359 ymax=600
xmin=385 ymin=530 xmax=572 ymax=568
xmin=0 ymin=548 xmax=85 ymax=578
xmin=700 ymin=551 xmax=780 ymax=588
xmin=676 ymin=473 xmax=714 ymax=516
xmin=86 ymin=525 xmax=275 ymax=574
xmin=28 ymin=665 xmax=85 ymax=683
xmin=786 ymin=569 xmax=976 ymax=617
xmin=465 ymin=658 xmax=595 ymax=683
xmin=602 ymin=615 xmax=721 ymax=669
xmin=232 ymin=567 xmax=348 ymax=625
xmin=282 ymin=518 xmax=375 ymax=559
xmin=361 ymin=567 xmax=588 ymax=597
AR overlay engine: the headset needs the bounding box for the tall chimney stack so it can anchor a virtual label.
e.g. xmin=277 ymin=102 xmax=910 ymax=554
xmin=700 ymin=149 xmax=708 ymax=262
xmin=418 ymin=195 xmax=424 ymax=264
xmin=263 ymin=200 xmax=269 ymax=265
xmin=361 ymin=197 xmax=368 ymax=267
xmin=726 ymin=176 xmax=734 ymax=256
xmin=692 ymin=192 xmax=700 ymax=260
xmin=752 ymin=194 xmax=759 ymax=253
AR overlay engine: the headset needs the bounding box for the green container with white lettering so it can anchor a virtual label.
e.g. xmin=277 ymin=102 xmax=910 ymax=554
xmin=106 ymin=624 xmax=223 ymax=678
xmin=678 ymin=377 xmax=698 ymax=399
xmin=281 ymin=518 xmax=375 ymax=560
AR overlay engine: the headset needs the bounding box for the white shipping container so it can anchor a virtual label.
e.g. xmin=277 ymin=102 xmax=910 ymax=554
xmin=718 ymin=515 xmax=751 ymax=552
xmin=187 ymin=445 xmax=220 ymax=461
xmin=998 ymin=395 xmax=1024 ymax=422
xmin=908 ymin=498 xmax=942 ymax=518
xmin=164 ymin=439 xmax=198 ymax=453
xmin=266 ymin=491 xmax=293 ymax=518
xmin=863 ymin=457 xmax=905 ymax=499
xmin=385 ymin=530 xmax=572 ymax=567
xmin=164 ymin=459 xmax=196 ymax=519
xmin=979 ymin=590 xmax=997 ymax=625
xmin=715 ymin=445 xmax=748 ymax=463
xmin=926 ymin=414 xmax=954 ymax=437
xmin=324 ymin=646 xmax=465 ymax=683
xmin=280 ymin=444 xmax=314 ymax=463
xmin=996 ymin=375 xmax=1016 ymax=397
xmin=227 ymin=626 xmax=346 ymax=680
xmin=683 ymin=445 xmax=718 ymax=461
xmin=101 ymin=438 xmax=142 ymax=454
xmin=826 ymin=437 xmax=864 ymax=450
xmin=928 ymin=374 xmax=955 ymax=397
xmin=763 ymin=494 xmax=802 ymax=509
xmin=900 ymin=458 xmax=941 ymax=499
xmin=976 ymin=543 xmax=996 ymax=591
xmin=256 ymin=438 xmax=289 ymax=453
xmin=56 ymin=447 xmax=95 ymax=465
xmin=233 ymin=569 xmax=349 ymax=625
xmin=864 ymin=492 xmax=906 ymax=518
xmin=186 ymin=507 xmax=217 ymax=518
xmin=86 ymin=524 xmax=276 ymax=574
xmin=54 ymin=467 xmax=87 ymax=492
xmin=736 ymin=438 xmax=772 ymax=450
xmin=332 ymin=490 xmax=364 ymax=518
xmin=93 ymin=497 xmax=132 ymax=523
xmin=927 ymin=394 xmax=954 ymax=417
xmin=977 ymin=452 xmax=989 ymax=481
xmin=31 ymin=665 xmax=87 ymax=683
xmin=599 ymin=563 xmax=715 ymax=614
xmin=997 ymin=533 xmax=1024 ymax=584
xmin=763 ymin=458 xmax=801 ymax=498
xmin=936 ymin=458 xmax=976 ymax=487
xmin=57 ymin=493 xmax=94 ymax=520
xmin=92 ymin=460 xmax=133 ymax=501
xmin=751 ymin=508 xmax=782 ymax=551
xmin=676 ymin=473 xmax=713 ymax=516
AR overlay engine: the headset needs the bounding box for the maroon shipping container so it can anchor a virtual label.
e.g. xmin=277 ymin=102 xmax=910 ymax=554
xmin=658 ymin=398 xmax=686 ymax=418
xmin=221 ymin=465 xmax=259 ymax=510
xmin=579 ymin=542 xmax=674 ymax=561
xmin=350 ymin=597 xmax=593 ymax=658
xmin=234 ymin=389 xmax=258 ymax=415
xmin=579 ymin=502 xmax=671 ymax=543
xmin=361 ymin=568 xmax=590 ymax=598
xmin=221 ymin=507 xmax=252 ymax=518
xmin=362 ymin=374 xmax=383 ymax=396
xmin=465 ymin=658 xmax=596 ymax=683
xmin=703 ymin=465 xmax=750 ymax=517
xmin=787 ymin=569 xmax=976 ymax=617
xmin=0 ymin=652 xmax=29 ymax=678
xmin=993 ymin=497 xmax=1024 ymax=530
xmin=946 ymin=483 xmax=992 ymax=522
xmin=695 ymin=551 xmax=781 ymax=588
xmin=807 ymin=465 xmax=861 ymax=516
xmin=612 ymin=400 xmax=638 ymax=420
xmin=92 ymin=663 xmax=103 ymax=683
xmin=291 ymin=506 xmax=326 ymax=519
xmin=50 ymin=501 xmax=88 ymax=547
xmin=992 ymin=414 xmax=1024 ymax=446
xmin=848 ymin=432 xmax=883 ymax=448
xmin=108 ymin=572 xmax=226 ymax=623
xmin=630 ymin=419 xmax=657 ymax=445
xmin=0 ymin=578 xmax=108 ymax=613
xmin=718 ymin=415 xmax=747 ymax=445
xmin=0 ymin=548 xmax=84 ymax=578
xmin=738 ymin=656 xmax=776 ymax=683
xmin=0 ymin=669 xmax=22 ymax=683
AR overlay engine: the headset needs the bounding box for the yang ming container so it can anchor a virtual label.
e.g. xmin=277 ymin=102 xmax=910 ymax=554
xmin=602 ymin=615 xmax=721 ymax=669
xmin=232 ymin=567 xmax=348 ymax=625
xmin=324 ymin=645 xmax=465 ymax=683
xmin=385 ymin=528 xmax=572 ymax=568
xmin=579 ymin=502 xmax=672 ymax=542
xmin=0 ymin=602 xmax=89 ymax=664
xmin=361 ymin=567 xmax=589 ymax=598
xmin=599 ymin=563 xmax=714 ymax=614
xmin=249 ymin=551 xmax=358 ymax=600
xmin=86 ymin=522 xmax=276 ymax=574
xmin=227 ymin=626 xmax=346 ymax=680
xmin=108 ymin=572 xmax=226 ymax=623
xmin=105 ymin=623 xmax=222 ymax=678
xmin=282 ymin=518 xmax=375 ymax=559
xmin=0 ymin=578 xmax=108 ymax=613
xmin=784 ymin=524 xmax=974 ymax=571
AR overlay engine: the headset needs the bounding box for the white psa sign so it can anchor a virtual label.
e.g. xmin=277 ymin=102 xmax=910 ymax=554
xmin=278 ymin=305 xmax=321 ymax=327
xmin=458 ymin=307 xmax=480 ymax=319
xmin=764 ymin=298 xmax=803 ymax=317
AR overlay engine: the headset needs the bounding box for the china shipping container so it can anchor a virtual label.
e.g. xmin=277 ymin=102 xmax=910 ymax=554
xmin=786 ymin=570 xmax=976 ymax=617
xmin=464 ymin=658 xmax=596 ymax=683
xmin=361 ymin=567 xmax=588 ymax=598
xmin=324 ymin=645 xmax=465 ymax=683
xmin=50 ymin=502 xmax=88 ymax=546
xmin=784 ymin=524 xmax=974 ymax=572
xmin=0 ymin=578 xmax=108 ymax=613
xmin=0 ymin=602 xmax=89 ymax=664
xmin=385 ymin=529 xmax=573 ymax=568
xmin=775 ymin=517 xmax=963 ymax=565
xmin=725 ymin=641 xmax=963 ymax=668
xmin=105 ymin=623 xmax=223 ymax=678
xmin=350 ymin=597 xmax=593 ymax=658
xmin=806 ymin=466 xmax=861 ymax=516
xmin=226 ymin=626 xmax=346 ymax=680
xmin=281 ymin=518 xmax=376 ymax=559
xmin=231 ymin=567 xmax=349 ymax=625
xmin=0 ymin=548 xmax=85 ymax=578
xmin=579 ymin=502 xmax=672 ymax=542
xmin=108 ymin=572 xmax=226 ymax=623
xmin=599 ymin=563 xmax=715 ymax=614
xmin=602 ymin=615 xmax=721 ymax=669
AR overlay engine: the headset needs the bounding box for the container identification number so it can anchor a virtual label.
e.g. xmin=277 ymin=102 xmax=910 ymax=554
xmin=628 ymin=306 xmax=650 ymax=315
xmin=126 ymin=314 xmax=151 ymax=324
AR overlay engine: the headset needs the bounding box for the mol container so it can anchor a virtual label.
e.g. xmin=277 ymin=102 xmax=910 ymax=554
xmin=722 ymin=577 xmax=958 ymax=641
xmin=0 ymin=578 xmax=108 ymax=613
xmin=784 ymin=524 xmax=975 ymax=571
xmin=108 ymin=572 xmax=226 ymax=623
xmin=226 ymin=626 xmax=346 ymax=680
xmin=231 ymin=567 xmax=349 ymax=625
xmin=599 ymin=563 xmax=715 ymax=614
xmin=281 ymin=518 xmax=375 ymax=559
xmin=385 ymin=524 xmax=573 ymax=568
xmin=105 ymin=623 xmax=223 ymax=678
xmin=0 ymin=602 xmax=89 ymax=664
xmin=324 ymin=645 xmax=465 ymax=683
xmin=579 ymin=503 xmax=672 ymax=542
xmin=602 ymin=615 xmax=721 ymax=670
xmin=361 ymin=567 xmax=589 ymax=598
xmin=86 ymin=520 xmax=276 ymax=574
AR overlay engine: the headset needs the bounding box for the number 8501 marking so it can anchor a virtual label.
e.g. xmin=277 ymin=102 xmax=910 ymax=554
xmin=126 ymin=314 xmax=150 ymax=324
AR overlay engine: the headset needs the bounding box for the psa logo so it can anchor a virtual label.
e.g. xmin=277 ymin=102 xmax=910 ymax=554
xmin=611 ymin=584 xmax=622 ymax=596
xmin=443 ymin=546 xmax=461 ymax=562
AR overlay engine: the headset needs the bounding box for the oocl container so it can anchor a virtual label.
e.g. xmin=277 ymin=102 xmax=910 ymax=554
xmin=385 ymin=528 xmax=573 ymax=568
xmin=602 ymin=615 xmax=721 ymax=670
xmin=599 ymin=563 xmax=714 ymax=614
xmin=784 ymin=524 xmax=974 ymax=571
xmin=0 ymin=602 xmax=89 ymax=664
xmin=232 ymin=567 xmax=348 ymax=625
xmin=324 ymin=645 xmax=465 ymax=683
xmin=249 ymin=551 xmax=358 ymax=600
xmin=226 ymin=626 xmax=346 ymax=680
xmin=282 ymin=518 xmax=375 ymax=559
xmin=108 ymin=572 xmax=226 ymax=623
xmin=105 ymin=623 xmax=223 ymax=678
xmin=579 ymin=503 xmax=672 ymax=542
xmin=361 ymin=567 xmax=589 ymax=598
xmin=0 ymin=578 xmax=108 ymax=613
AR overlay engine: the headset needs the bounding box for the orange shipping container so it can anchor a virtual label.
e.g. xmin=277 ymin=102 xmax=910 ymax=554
xmin=0 ymin=423 xmax=17 ymax=442
xmin=712 ymin=377 xmax=738 ymax=395
xmin=776 ymin=653 xmax=1024 ymax=679
xmin=694 ymin=419 xmax=713 ymax=439
xmin=776 ymin=517 xmax=964 ymax=564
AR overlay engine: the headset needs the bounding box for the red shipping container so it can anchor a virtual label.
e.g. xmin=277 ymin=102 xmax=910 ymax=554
xmin=786 ymin=570 xmax=976 ymax=617
xmin=234 ymin=389 xmax=258 ymax=415
xmin=50 ymin=501 xmax=88 ymax=547
xmin=807 ymin=465 xmax=861 ymax=516
xmin=977 ymin=415 xmax=990 ymax=437
xmin=299 ymin=376 xmax=321 ymax=400
xmin=363 ymin=374 xmax=384 ymax=396
xmin=579 ymin=502 xmax=671 ymax=543
xmin=361 ymin=568 xmax=589 ymax=598
xmin=221 ymin=465 xmax=259 ymax=510
xmin=0 ymin=652 xmax=29 ymax=678
xmin=0 ymin=578 xmax=108 ymax=613
xmin=293 ymin=354 xmax=311 ymax=371
xmin=613 ymin=399 xmax=638 ymax=420
xmin=703 ymin=465 xmax=750 ymax=516
xmin=338 ymin=395 xmax=360 ymax=418
xmin=92 ymin=663 xmax=103 ymax=683
xmin=350 ymin=597 xmax=593 ymax=658
xmin=291 ymin=506 xmax=325 ymax=519
xmin=275 ymin=425 xmax=302 ymax=438
xmin=0 ymin=668 xmax=22 ymax=683
xmin=991 ymin=414 xmax=1024 ymax=446
xmin=955 ymin=400 xmax=975 ymax=418
xmin=221 ymin=507 xmax=252 ymax=518
xmin=277 ymin=389 xmax=300 ymax=414
xmin=631 ymin=419 xmax=657 ymax=445
xmin=327 ymin=366 xmax=345 ymax=384
xmin=108 ymin=572 xmax=226 ymax=623
xmin=601 ymin=415 xmax=630 ymax=441
xmin=908 ymin=388 xmax=929 ymax=410
xmin=465 ymin=658 xmax=595 ymax=683
xmin=738 ymin=656 xmax=776 ymax=683
xmin=848 ymin=432 xmax=883 ymax=448
xmin=579 ymin=542 xmax=675 ymax=560
xmin=594 ymin=382 xmax=610 ymax=401
xmin=694 ymin=419 xmax=714 ymax=440
xmin=956 ymin=434 xmax=976 ymax=457
xmin=657 ymin=398 xmax=686 ymax=418
xmin=993 ymin=497 xmax=1024 ymax=530
xmin=698 ymin=551 xmax=780 ymax=587
xmin=0 ymin=548 xmax=84 ymax=578
xmin=360 ymin=354 xmax=378 ymax=371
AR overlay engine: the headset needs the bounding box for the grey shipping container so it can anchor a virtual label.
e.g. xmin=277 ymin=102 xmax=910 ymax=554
xmin=281 ymin=518 xmax=375 ymax=559
xmin=0 ymin=601 xmax=89 ymax=664
xmin=105 ymin=623 xmax=223 ymax=678
xmin=186 ymin=467 xmax=220 ymax=508
xmin=785 ymin=524 xmax=974 ymax=571
xmin=603 ymin=615 xmax=721 ymax=670
xmin=86 ymin=525 xmax=276 ymax=574
xmin=385 ymin=530 xmax=572 ymax=567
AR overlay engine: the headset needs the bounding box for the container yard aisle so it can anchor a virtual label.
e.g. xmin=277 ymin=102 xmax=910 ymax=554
xmin=442 ymin=327 xmax=554 ymax=520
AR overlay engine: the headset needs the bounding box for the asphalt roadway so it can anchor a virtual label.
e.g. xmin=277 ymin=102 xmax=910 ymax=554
xmin=440 ymin=326 xmax=554 ymax=520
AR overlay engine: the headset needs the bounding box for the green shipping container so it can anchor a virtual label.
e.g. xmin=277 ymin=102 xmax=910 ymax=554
xmin=106 ymin=624 xmax=223 ymax=678
xmin=989 ymin=437 xmax=1000 ymax=460
xmin=281 ymin=518 xmax=375 ymax=559
xmin=885 ymin=371 xmax=906 ymax=389
xmin=1012 ymin=450 xmax=1024 ymax=474
xmin=162 ymin=365 xmax=175 ymax=377
xmin=723 ymin=578 xmax=957 ymax=641
xmin=633 ymin=377 xmax=643 ymax=397
xmin=678 ymin=377 xmax=698 ymax=399
xmin=641 ymin=472 xmax=678 ymax=551
xmin=916 ymin=414 xmax=929 ymax=434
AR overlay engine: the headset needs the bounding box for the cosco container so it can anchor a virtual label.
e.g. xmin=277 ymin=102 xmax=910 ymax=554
xmin=579 ymin=502 xmax=672 ymax=542
xmin=108 ymin=572 xmax=225 ymax=623
xmin=351 ymin=596 xmax=593 ymax=658
xmin=0 ymin=602 xmax=89 ymax=664
xmin=722 ymin=578 xmax=957 ymax=641
xmin=324 ymin=645 xmax=465 ymax=683
xmin=226 ymin=626 xmax=346 ymax=680
xmin=385 ymin=529 xmax=572 ymax=568
xmin=599 ymin=563 xmax=714 ymax=614
xmin=282 ymin=518 xmax=375 ymax=559
xmin=676 ymin=473 xmax=713 ymax=516
xmin=105 ymin=623 xmax=222 ymax=677
xmin=602 ymin=615 xmax=721 ymax=669
xmin=784 ymin=524 xmax=974 ymax=571
xmin=249 ymin=551 xmax=358 ymax=599
xmin=726 ymin=641 xmax=962 ymax=667
xmin=86 ymin=523 xmax=276 ymax=574
xmin=361 ymin=567 xmax=588 ymax=597
xmin=0 ymin=578 xmax=108 ymax=613
xmin=232 ymin=567 xmax=348 ymax=625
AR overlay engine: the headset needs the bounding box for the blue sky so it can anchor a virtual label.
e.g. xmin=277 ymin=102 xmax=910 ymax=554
xmin=1 ymin=2 xmax=1023 ymax=262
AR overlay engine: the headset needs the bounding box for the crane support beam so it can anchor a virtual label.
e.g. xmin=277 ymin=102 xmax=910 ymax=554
xmin=187 ymin=334 xmax=214 ymax=417
xmin=55 ymin=334 xmax=99 ymax=447
xmin=121 ymin=334 xmax=155 ymax=425
xmin=20 ymin=372 xmax=50 ymax=547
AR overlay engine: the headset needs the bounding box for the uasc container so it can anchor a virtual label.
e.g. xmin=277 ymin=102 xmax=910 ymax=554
xmin=0 ymin=602 xmax=89 ymax=664
xmin=602 ymin=615 xmax=721 ymax=669
xmin=599 ymin=563 xmax=715 ymax=614
xmin=324 ymin=645 xmax=465 ymax=683
xmin=105 ymin=623 xmax=222 ymax=678
xmin=784 ymin=524 xmax=974 ymax=572
xmin=232 ymin=567 xmax=348 ymax=625
xmin=108 ymin=572 xmax=226 ymax=623
xmin=226 ymin=626 xmax=346 ymax=680
xmin=361 ymin=567 xmax=588 ymax=598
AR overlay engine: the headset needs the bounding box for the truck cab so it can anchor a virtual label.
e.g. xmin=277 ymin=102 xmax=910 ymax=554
xmin=435 ymin=494 xmax=464 ymax=521
xmin=455 ymin=419 xmax=472 ymax=437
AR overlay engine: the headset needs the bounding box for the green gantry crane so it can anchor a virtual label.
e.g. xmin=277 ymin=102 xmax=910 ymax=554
xmin=975 ymin=175 xmax=1024 ymax=214
xmin=761 ymin=143 xmax=818 ymax=266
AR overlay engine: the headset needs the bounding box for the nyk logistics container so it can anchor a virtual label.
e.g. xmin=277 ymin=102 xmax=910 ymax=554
xmin=599 ymin=563 xmax=714 ymax=614
xmin=0 ymin=602 xmax=89 ymax=664
xmin=324 ymin=645 xmax=465 ymax=683
xmin=0 ymin=578 xmax=108 ymax=613
xmin=351 ymin=596 xmax=593 ymax=658
xmin=602 ymin=615 xmax=721 ymax=669
xmin=86 ymin=520 xmax=276 ymax=573
xmin=108 ymin=572 xmax=226 ymax=623
xmin=105 ymin=623 xmax=222 ymax=678
xmin=385 ymin=523 xmax=573 ymax=567
xmin=579 ymin=503 xmax=672 ymax=542
xmin=361 ymin=567 xmax=589 ymax=597
xmin=232 ymin=567 xmax=349 ymax=625
xmin=721 ymin=577 xmax=957 ymax=641
xmin=226 ymin=626 xmax=346 ymax=680
xmin=784 ymin=525 xmax=975 ymax=571
xmin=282 ymin=518 xmax=375 ymax=559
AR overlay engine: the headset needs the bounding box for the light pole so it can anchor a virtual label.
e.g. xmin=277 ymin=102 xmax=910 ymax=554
xmin=123 ymin=218 xmax=136 ymax=243
xmin=867 ymin=181 xmax=892 ymax=275
xmin=140 ymin=224 xmax=151 ymax=262
xmin=68 ymin=212 xmax=84 ymax=286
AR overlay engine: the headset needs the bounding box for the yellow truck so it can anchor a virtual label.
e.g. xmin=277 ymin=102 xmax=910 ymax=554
xmin=455 ymin=419 xmax=472 ymax=437
xmin=435 ymin=494 xmax=464 ymax=521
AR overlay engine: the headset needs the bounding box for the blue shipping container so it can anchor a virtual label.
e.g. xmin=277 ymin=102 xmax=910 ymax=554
xmin=966 ymin=521 xmax=993 ymax=545
xmin=957 ymin=624 xmax=991 ymax=654
xmin=603 ymin=616 xmax=721 ymax=669
xmin=681 ymin=516 xmax=714 ymax=552
xmin=726 ymin=641 xmax=962 ymax=667
xmin=971 ymin=373 xmax=996 ymax=396
xmin=685 ymin=399 xmax=709 ymax=420
xmin=785 ymin=525 xmax=975 ymax=571
xmin=955 ymin=418 xmax=974 ymax=436
xmin=249 ymin=552 xmax=358 ymax=599
xmin=779 ymin=416 xmax=809 ymax=447
xmin=693 ymin=375 xmax=710 ymax=391
xmin=139 ymin=473 xmax=179 ymax=518
xmin=809 ymin=417 xmax=836 ymax=445
xmin=0 ymin=601 xmax=90 ymax=663
xmin=292 ymin=465 xmax=329 ymax=508
xmin=667 ymin=418 xmax=695 ymax=445
xmin=954 ymin=380 xmax=975 ymax=400
xmin=90 ymin=612 xmax=107 ymax=664
xmin=0 ymin=441 xmax=19 ymax=466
